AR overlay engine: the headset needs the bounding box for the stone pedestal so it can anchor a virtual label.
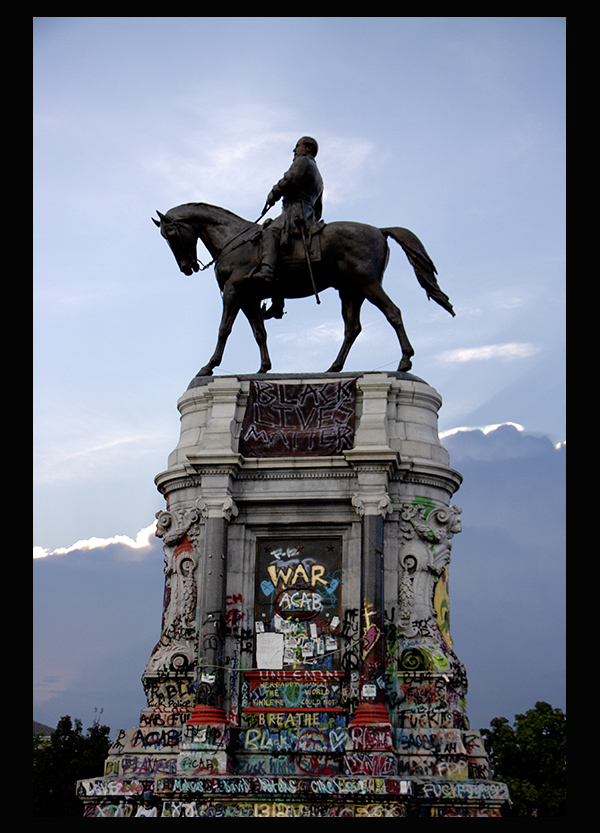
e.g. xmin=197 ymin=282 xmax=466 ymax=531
xmin=77 ymin=372 xmax=510 ymax=817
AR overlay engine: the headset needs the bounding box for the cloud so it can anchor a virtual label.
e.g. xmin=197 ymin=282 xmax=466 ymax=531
xmin=33 ymin=522 xmax=157 ymax=560
xmin=436 ymin=342 xmax=541 ymax=363
xmin=273 ymin=319 xmax=344 ymax=346
xmin=142 ymin=95 xmax=380 ymax=215
xmin=440 ymin=421 xmax=563 ymax=462
xmin=33 ymin=406 xmax=170 ymax=486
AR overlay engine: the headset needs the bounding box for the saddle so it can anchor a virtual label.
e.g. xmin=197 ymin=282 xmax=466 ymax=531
xmin=280 ymin=220 xmax=325 ymax=263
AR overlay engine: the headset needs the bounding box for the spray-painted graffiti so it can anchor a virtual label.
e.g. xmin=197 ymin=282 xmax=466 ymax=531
xmin=104 ymin=754 xmax=178 ymax=777
xmin=240 ymin=724 xmax=348 ymax=754
xmin=245 ymin=681 xmax=343 ymax=710
xmin=78 ymin=778 xmax=151 ymax=797
xmin=183 ymin=723 xmax=228 ymax=751
xmin=396 ymin=728 xmax=466 ymax=755
xmin=417 ymin=781 xmax=510 ymax=801
xmin=348 ymin=724 xmax=393 ymax=750
xmin=360 ymin=600 xmax=381 ymax=661
xmin=108 ymin=727 xmax=182 ymax=755
xmin=143 ymin=677 xmax=195 ymax=709
xmin=344 ymin=752 xmax=397 ymax=776
xmin=139 ymin=705 xmax=192 ymax=727
xmin=83 ymin=802 xmax=135 ymax=817
xmin=179 ymin=752 xmax=228 ymax=776
xmin=255 ymin=538 xmax=342 ymax=670
xmin=161 ymin=800 xmax=405 ymax=817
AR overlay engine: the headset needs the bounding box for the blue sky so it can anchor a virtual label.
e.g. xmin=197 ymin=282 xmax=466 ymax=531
xmin=33 ymin=18 xmax=565 ymax=734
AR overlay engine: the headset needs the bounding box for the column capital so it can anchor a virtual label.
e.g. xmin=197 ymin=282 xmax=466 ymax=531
xmin=195 ymin=495 xmax=238 ymax=521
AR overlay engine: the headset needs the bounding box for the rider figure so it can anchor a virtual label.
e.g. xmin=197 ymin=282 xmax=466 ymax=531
xmin=255 ymin=136 xmax=324 ymax=294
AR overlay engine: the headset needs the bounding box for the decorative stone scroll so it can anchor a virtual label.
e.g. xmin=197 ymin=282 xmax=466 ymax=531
xmin=239 ymin=379 xmax=356 ymax=457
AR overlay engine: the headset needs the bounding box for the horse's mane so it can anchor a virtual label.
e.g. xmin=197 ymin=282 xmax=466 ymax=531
xmin=168 ymin=202 xmax=254 ymax=227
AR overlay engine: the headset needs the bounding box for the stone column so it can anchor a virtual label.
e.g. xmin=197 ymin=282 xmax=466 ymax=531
xmin=191 ymin=496 xmax=238 ymax=719
xmin=345 ymin=374 xmax=397 ymax=723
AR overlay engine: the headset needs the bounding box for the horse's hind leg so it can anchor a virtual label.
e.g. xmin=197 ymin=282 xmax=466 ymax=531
xmin=242 ymin=300 xmax=272 ymax=374
xmin=362 ymin=281 xmax=414 ymax=372
xmin=327 ymin=290 xmax=364 ymax=373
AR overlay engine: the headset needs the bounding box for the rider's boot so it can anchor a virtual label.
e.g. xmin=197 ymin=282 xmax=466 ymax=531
xmin=253 ymin=230 xmax=278 ymax=284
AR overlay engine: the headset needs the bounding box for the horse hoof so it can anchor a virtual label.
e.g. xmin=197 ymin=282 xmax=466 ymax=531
xmin=398 ymin=358 xmax=413 ymax=372
xmin=196 ymin=366 xmax=214 ymax=377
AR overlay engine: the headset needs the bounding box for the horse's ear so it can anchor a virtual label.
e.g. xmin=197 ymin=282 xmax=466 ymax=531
xmin=152 ymin=217 xmax=160 ymax=227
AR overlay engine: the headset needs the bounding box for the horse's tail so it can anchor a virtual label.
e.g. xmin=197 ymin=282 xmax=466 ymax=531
xmin=381 ymin=227 xmax=455 ymax=317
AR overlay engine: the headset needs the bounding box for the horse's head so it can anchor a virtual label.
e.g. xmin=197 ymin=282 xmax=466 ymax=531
xmin=153 ymin=211 xmax=199 ymax=276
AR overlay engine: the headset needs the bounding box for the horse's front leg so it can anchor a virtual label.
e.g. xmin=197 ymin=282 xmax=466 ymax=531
xmin=195 ymin=285 xmax=241 ymax=377
xmin=242 ymin=300 xmax=272 ymax=374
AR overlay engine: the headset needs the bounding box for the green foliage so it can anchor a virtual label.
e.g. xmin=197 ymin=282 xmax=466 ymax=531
xmin=33 ymin=713 xmax=111 ymax=817
xmin=481 ymin=701 xmax=566 ymax=816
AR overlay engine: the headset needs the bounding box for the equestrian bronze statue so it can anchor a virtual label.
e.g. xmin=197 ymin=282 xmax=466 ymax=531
xmin=153 ymin=138 xmax=454 ymax=378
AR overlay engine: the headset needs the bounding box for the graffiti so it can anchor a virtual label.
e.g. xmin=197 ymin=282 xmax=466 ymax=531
xmin=276 ymin=589 xmax=324 ymax=617
xmin=417 ymin=781 xmax=510 ymax=801
xmin=340 ymin=608 xmax=361 ymax=674
xmin=179 ymin=753 xmax=227 ymax=776
xmin=163 ymin=800 xmax=255 ymax=817
xmin=183 ymin=723 xmax=228 ymax=750
xmin=105 ymin=753 xmax=179 ymax=778
xmin=78 ymin=778 xmax=152 ymax=797
xmin=344 ymin=753 xmax=397 ymax=776
xmin=241 ymin=725 xmax=349 ymax=754
xmin=360 ymin=601 xmax=381 ymax=661
xmin=108 ymin=727 xmax=181 ymax=756
xmin=235 ymin=756 xmax=299 ymax=776
xmin=267 ymin=559 xmax=329 ymax=591
xmin=226 ymin=593 xmax=245 ymax=629
xmin=143 ymin=677 xmax=195 ymax=708
xmin=83 ymin=802 xmax=135 ymax=817
xmin=255 ymin=538 xmax=343 ymax=670
xmin=245 ymin=680 xmax=343 ymax=710
xmin=161 ymin=800 xmax=405 ymax=817
xmin=396 ymin=728 xmax=465 ymax=756
xmin=397 ymin=707 xmax=457 ymax=729
xmin=349 ymin=724 xmax=393 ymax=751
xmin=139 ymin=706 xmax=192 ymax=727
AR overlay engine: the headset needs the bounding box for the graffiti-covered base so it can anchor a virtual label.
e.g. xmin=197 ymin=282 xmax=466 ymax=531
xmin=78 ymin=774 xmax=509 ymax=816
xmin=77 ymin=373 xmax=509 ymax=817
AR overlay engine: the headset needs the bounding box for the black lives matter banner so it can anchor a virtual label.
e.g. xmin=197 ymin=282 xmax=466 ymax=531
xmin=240 ymin=380 xmax=356 ymax=457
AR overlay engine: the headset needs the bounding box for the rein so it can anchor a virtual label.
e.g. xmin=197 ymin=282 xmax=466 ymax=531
xmin=191 ymin=216 xmax=266 ymax=272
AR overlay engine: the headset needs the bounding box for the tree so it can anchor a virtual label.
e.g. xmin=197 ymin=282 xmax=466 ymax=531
xmin=481 ymin=701 xmax=566 ymax=816
xmin=33 ymin=714 xmax=111 ymax=817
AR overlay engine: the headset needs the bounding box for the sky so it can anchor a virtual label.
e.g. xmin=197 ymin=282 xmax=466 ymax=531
xmin=33 ymin=17 xmax=565 ymax=737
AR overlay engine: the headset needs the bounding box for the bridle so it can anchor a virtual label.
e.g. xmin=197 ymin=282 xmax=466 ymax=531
xmin=157 ymin=208 xmax=269 ymax=273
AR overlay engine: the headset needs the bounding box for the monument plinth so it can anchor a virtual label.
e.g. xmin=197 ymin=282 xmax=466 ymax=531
xmin=77 ymin=371 xmax=509 ymax=817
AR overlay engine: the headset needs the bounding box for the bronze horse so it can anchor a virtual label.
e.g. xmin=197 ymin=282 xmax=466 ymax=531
xmin=153 ymin=202 xmax=454 ymax=377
